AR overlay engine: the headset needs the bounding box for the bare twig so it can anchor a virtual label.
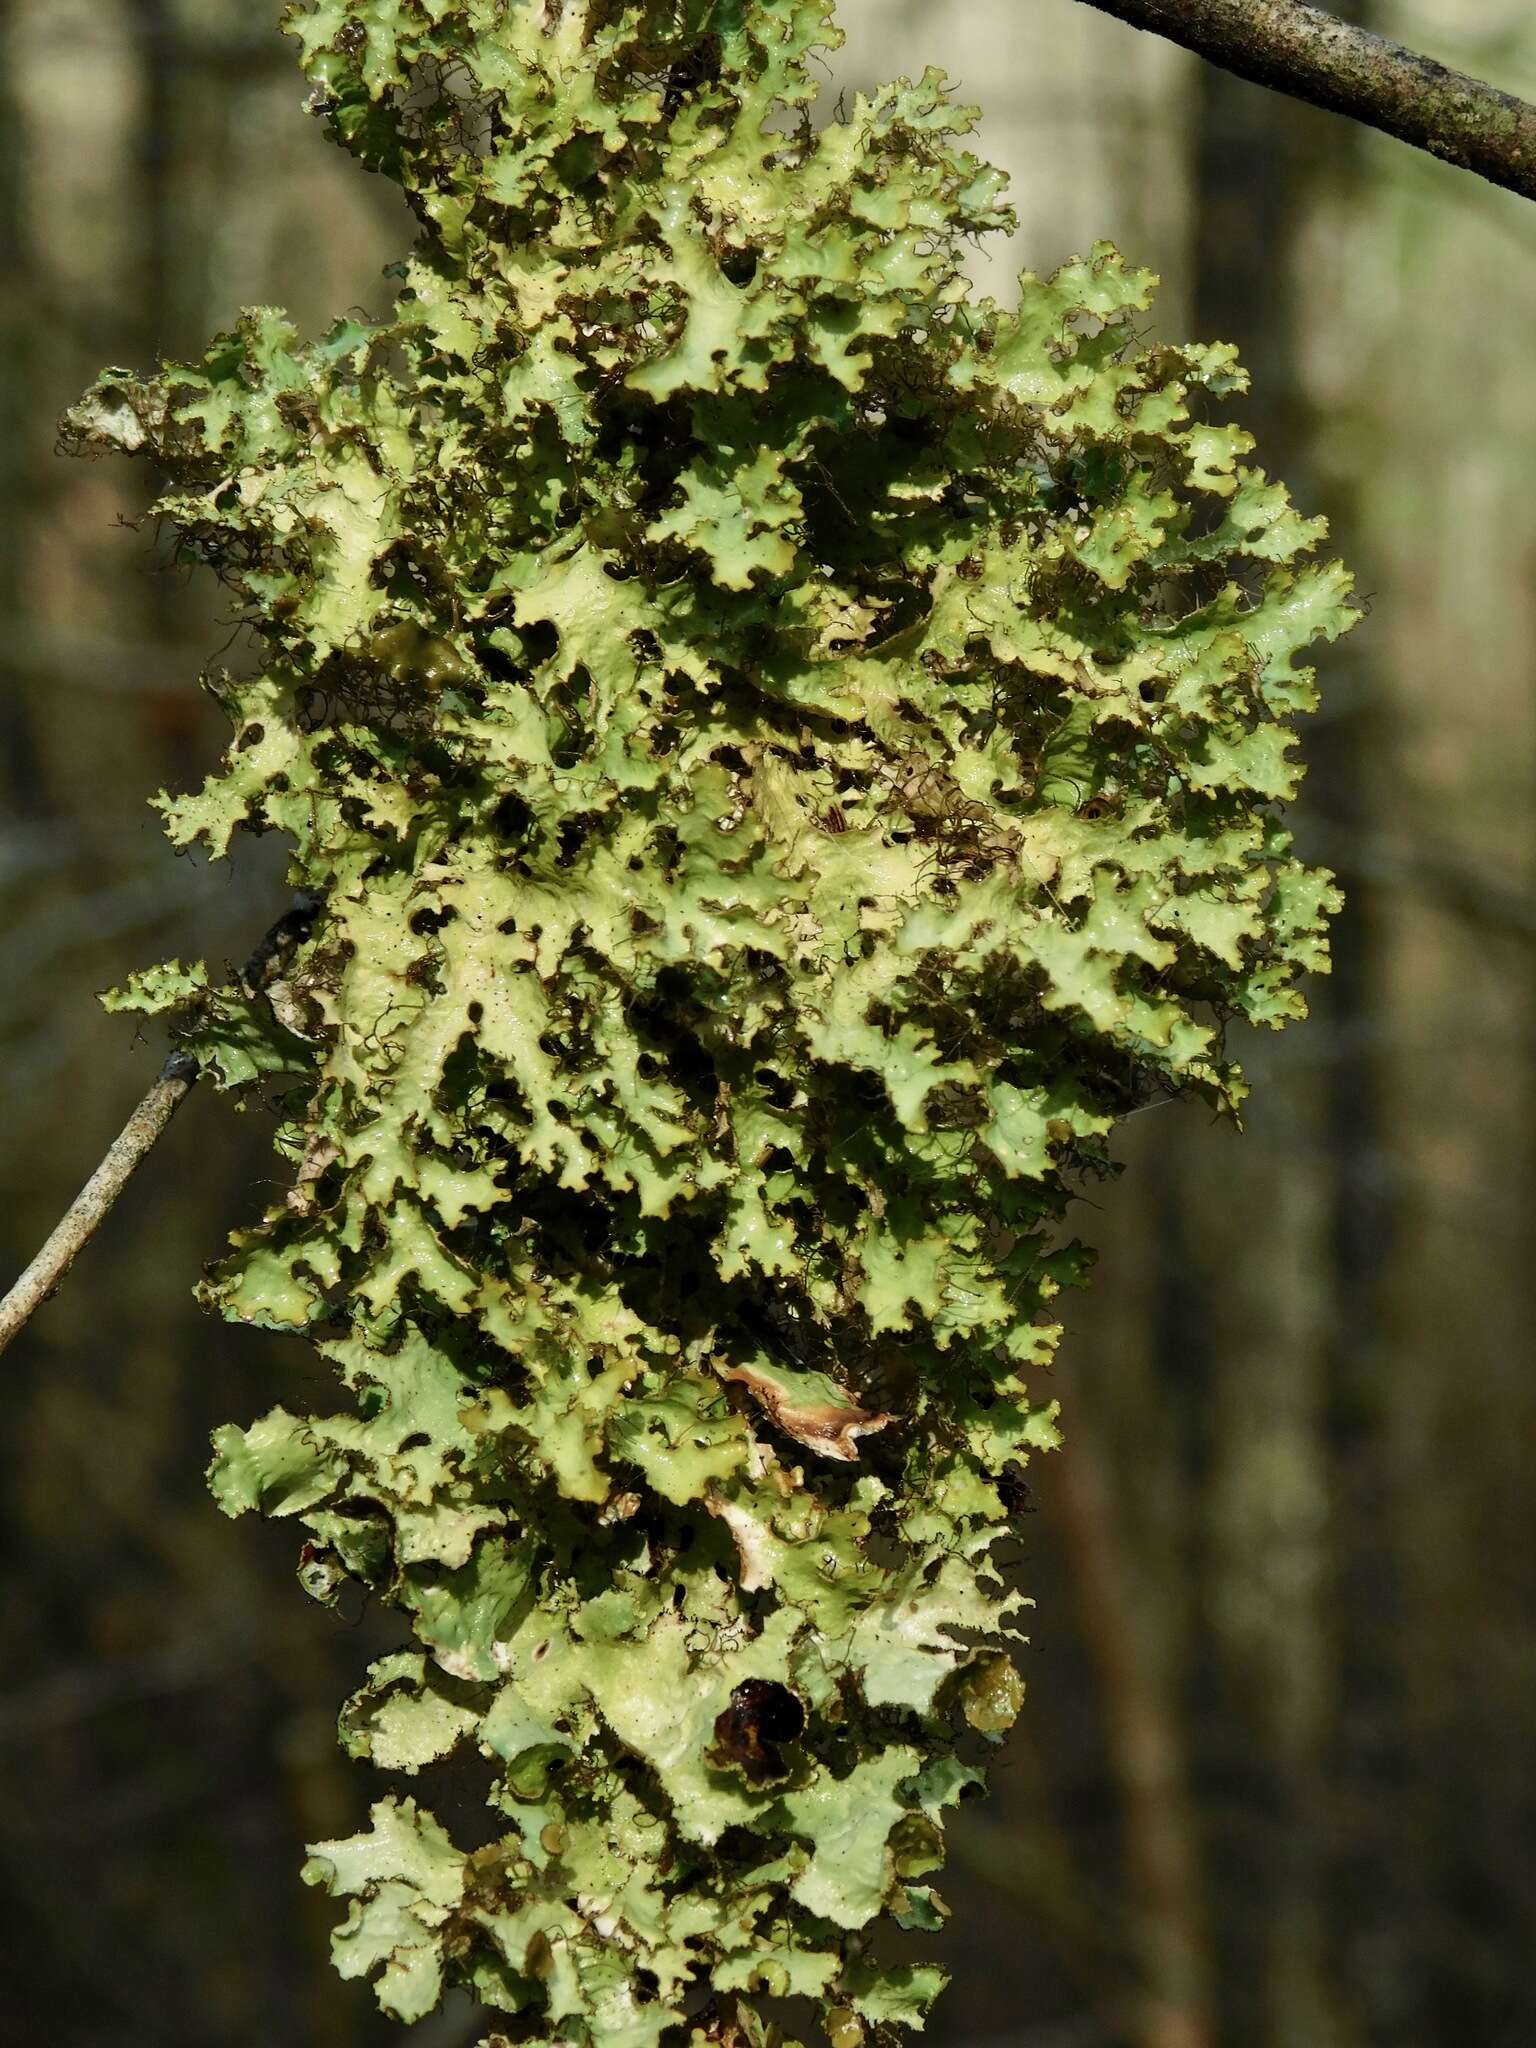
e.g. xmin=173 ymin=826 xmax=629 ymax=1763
xmin=1071 ymin=0 xmax=1536 ymax=203
xmin=0 ymin=1052 xmax=199 ymax=1355
xmin=0 ymin=892 xmax=326 ymax=1354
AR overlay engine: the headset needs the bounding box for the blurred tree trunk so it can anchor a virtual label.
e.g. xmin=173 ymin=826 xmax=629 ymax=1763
xmin=1314 ymin=8 xmax=1536 ymax=2040
xmin=1182 ymin=40 xmax=1362 ymax=2048
xmin=0 ymin=24 xmax=44 ymax=823
xmin=1053 ymin=1424 xmax=1215 ymax=2048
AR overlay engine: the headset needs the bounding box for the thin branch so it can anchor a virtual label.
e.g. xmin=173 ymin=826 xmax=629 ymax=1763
xmin=1071 ymin=0 xmax=1536 ymax=202
xmin=0 ymin=891 xmax=325 ymax=1356
xmin=0 ymin=1052 xmax=199 ymax=1355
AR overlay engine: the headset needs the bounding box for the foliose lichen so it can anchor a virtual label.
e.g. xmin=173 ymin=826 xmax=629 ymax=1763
xmin=67 ymin=3 xmax=1353 ymax=2041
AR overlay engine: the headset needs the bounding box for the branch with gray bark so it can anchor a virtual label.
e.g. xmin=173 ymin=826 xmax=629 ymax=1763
xmin=0 ymin=1053 xmax=199 ymax=1356
xmin=1073 ymin=0 xmax=1536 ymax=203
xmin=0 ymin=892 xmax=324 ymax=1357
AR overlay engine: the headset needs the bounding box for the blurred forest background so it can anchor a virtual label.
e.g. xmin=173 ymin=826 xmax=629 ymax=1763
xmin=2 ymin=2 xmax=1534 ymax=2045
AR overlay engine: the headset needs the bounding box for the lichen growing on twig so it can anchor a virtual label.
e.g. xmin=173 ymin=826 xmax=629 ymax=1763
xmin=66 ymin=3 xmax=1353 ymax=2040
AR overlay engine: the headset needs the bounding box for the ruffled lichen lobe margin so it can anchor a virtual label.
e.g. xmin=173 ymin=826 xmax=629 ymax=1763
xmin=65 ymin=2 xmax=1354 ymax=2042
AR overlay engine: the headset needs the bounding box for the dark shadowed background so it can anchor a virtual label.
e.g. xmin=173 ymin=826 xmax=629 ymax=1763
xmin=2 ymin=3 xmax=1533 ymax=2045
